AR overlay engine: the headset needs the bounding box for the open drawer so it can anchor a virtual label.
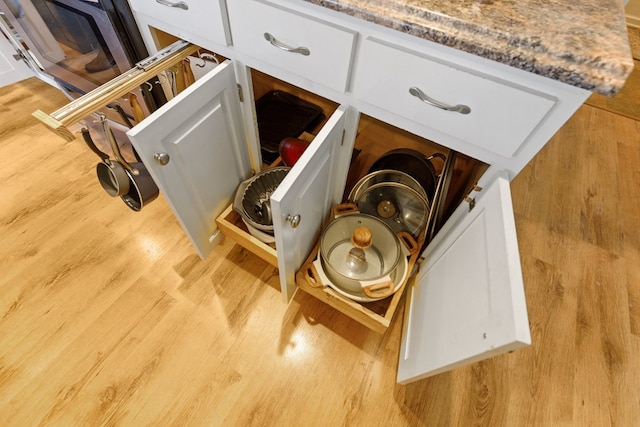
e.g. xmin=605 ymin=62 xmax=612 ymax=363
xmin=216 ymin=197 xmax=423 ymax=333
xmin=216 ymin=204 xmax=278 ymax=268
xmin=295 ymin=234 xmax=422 ymax=334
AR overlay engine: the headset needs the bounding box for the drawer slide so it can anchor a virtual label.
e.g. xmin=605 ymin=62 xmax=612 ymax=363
xmin=32 ymin=40 xmax=198 ymax=141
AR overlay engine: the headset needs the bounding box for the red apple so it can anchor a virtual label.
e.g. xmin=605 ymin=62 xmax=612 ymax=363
xmin=279 ymin=137 xmax=309 ymax=166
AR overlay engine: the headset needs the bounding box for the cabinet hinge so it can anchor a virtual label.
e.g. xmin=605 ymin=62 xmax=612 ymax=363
xmin=464 ymin=185 xmax=483 ymax=212
xmin=237 ymin=84 xmax=243 ymax=102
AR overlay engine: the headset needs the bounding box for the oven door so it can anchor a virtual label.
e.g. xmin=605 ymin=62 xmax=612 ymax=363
xmin=0 ymin=0 xmax=132 ymax=93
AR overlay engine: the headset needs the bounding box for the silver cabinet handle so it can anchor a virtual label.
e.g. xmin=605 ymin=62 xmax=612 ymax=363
xmin=409 ymin=87 xmax=471 ymax=115
xmin=156 ymin=0 xmax=188 ymax=10
xmin=263 ymin=33 xmax=310 ymax=56
xmin=154 ymin=152 xmax=170 ymax=166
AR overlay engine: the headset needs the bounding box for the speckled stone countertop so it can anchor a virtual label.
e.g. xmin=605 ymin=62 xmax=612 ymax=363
xmin=301 ymin=0 xmax=634 ymax=96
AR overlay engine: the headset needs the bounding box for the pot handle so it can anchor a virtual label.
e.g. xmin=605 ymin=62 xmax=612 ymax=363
xmin=362 ymin=280 xmax=395 ymax=299
xmin=81 ymin=128 xmax=110 ymax=162
xmin=302 ymin=262 xmax=323 ymax=288
xmin=333 ymin=202 xmax=359 ymax=218
xmin=100 ymin=114 xmax=139 ymax=175
xmin=427 ymin=152 xmax=446 ymax=164
xmin=427 ymin=152 xmax=447 ymax=176
xmin=398 ymin=231 xmax=419 ymax=255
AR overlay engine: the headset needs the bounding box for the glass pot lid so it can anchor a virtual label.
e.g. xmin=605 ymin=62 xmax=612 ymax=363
xmin=355 ymin=182 xmax=429 ymax=239
xmin=320 ymin=214 xmax=401 ymax=282
xmin=349 ymin=169 xmax=428 ymax=204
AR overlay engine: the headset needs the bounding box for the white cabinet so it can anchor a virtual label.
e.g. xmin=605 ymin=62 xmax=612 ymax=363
xmin=87 ymin=0 xmax=592 ymax=383
xmin=123 ymin=53 xmax=530 ymax=385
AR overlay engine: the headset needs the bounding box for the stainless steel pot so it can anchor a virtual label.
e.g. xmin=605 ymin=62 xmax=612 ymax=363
xmin=319 ymin=212 xmax=401 ymax=299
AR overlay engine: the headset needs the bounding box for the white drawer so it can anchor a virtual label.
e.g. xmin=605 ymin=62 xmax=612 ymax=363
xmin=128 ymin=0 xmax=230 ymax=47
xmin=352 ymin=38 xmax=557 ymax=158
xmin=226 ymin=0 xmax=356 ymax=92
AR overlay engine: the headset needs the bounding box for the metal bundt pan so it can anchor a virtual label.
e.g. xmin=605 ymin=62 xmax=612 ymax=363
xmin=233 ymin=166 xmax=291 ymax=234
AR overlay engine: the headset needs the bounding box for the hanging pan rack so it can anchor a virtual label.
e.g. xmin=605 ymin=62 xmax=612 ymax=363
xmin=32 ymin=40 xmax=199 ymax=142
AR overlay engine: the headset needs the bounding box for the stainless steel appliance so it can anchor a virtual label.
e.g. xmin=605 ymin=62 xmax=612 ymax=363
xmin=0 ymin=0 xmax=164 ymax=125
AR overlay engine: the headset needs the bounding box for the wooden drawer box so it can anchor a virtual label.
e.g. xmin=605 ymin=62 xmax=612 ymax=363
xmin=216 ymin=200 xmax=423 ymax=333
xmin=216 ymin=204 xmax=278 ymax=268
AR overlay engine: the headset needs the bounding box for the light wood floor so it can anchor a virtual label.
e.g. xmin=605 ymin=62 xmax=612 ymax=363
xmin=1 ymin=77 xmax=639 ymax=426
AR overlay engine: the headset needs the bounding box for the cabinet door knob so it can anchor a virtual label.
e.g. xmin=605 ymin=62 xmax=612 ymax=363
xmin=156 ymin=0 xmax=188 ymax=10
xmin=153 ymin=152 xmax=170 ymax=166
xmin=263 ymin=33 xmax=310 ymax=56
xmin=409 ymin=86 xmax=471 ymax=114
xmin=286 ymin=214 xmax=301 ymax=228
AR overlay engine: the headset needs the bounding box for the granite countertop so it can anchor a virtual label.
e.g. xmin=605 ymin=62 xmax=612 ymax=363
xmin=302 ymin=0 xmax=634 ymax=96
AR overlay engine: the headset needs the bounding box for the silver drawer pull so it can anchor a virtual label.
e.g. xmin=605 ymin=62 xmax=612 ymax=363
xmin=409 ymin=87 xmax=471 ymax=114
xmin=156 ymin=0 xmax=188 ymax=10
xmin=264 ymin=33 xmax=310 ymax=56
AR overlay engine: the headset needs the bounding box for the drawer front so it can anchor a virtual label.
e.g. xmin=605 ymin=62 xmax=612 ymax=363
xmin=128 ymin=0 xmax=229 ymax=46
xmin=352 ymin=38 xmax=557 ymax=158
xmin=226 ymin=0 xmax=356 ymax=92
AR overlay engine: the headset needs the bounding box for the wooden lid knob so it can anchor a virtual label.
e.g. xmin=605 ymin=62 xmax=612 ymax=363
xmin=351 ymin=226 xmax=372 ymax=249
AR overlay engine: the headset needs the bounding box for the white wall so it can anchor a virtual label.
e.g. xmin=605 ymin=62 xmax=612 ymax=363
xmin=627 ymin=0 xmax=640 ymax=27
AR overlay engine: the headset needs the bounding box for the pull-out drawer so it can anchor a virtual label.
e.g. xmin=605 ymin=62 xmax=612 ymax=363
xmin=352 ymin=37 xmax=557 ymax=159
xmin=226 ymin=0 xmax=356 ymax=92
xmin=128 ymin=0 xmax=230 ymax=47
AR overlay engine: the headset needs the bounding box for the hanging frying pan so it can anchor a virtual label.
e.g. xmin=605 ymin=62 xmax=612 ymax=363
xmin=101 ymin=116 xmax=159 ymax=211
xmin=81 ymin=124 xmax=130 ymax=197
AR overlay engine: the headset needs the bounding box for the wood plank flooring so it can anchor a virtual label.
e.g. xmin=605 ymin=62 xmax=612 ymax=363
xmin=0 ymin=77 xmax=639 ymax=426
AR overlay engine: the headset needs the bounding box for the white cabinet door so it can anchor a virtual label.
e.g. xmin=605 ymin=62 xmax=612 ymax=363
xmin=126 ymin=61 xmax=253 ymax=258
xmin=397 ymin=175 xmax=531 ymax=384
xmin=0 ymin=25 xmax=33 ymax=87
xmin=271 ymin=105 xmax=359 ymax=302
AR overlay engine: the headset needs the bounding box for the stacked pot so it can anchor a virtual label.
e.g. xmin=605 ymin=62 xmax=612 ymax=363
xmin=316 ymin=149 xmax=443 ymax=302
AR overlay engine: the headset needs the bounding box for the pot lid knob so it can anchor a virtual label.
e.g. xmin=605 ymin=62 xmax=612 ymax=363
xmin=351 ymin=226 xmax=372 ymax=249
xmin=376 ymin=200 xmax=397 ymax=218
